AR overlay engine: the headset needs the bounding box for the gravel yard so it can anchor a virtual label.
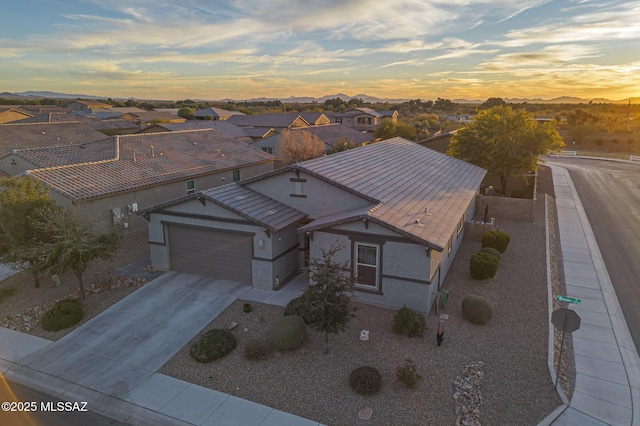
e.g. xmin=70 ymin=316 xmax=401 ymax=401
xmin=159 ymin=200 xmax=562 ymax=425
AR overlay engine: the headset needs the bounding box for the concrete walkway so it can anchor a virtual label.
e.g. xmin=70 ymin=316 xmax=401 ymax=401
xmin=542 ymin=165 xmax=640 ymax=426
xmin=1 ymin=272 xmax=319 ymax=425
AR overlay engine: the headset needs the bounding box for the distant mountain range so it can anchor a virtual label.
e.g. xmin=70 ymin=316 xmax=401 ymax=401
xmin=2 ymin=91 xmax=638 ymax=105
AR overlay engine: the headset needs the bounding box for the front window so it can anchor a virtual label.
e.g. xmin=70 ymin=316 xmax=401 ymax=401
xmin=355 ymin=243 xmax=379 ymax=289
xmin=232 ymin=169 xmax=240 ymax=182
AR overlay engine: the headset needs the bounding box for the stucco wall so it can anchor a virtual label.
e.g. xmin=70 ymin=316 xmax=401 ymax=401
xmin=0 ymin=155 xmax=39 ymax=176
xmin=246 ymin=170 xmax=373 ymax=218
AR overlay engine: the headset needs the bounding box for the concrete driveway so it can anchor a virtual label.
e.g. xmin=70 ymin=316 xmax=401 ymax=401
xmin=18 ymin=272 xmax=250 ymax=399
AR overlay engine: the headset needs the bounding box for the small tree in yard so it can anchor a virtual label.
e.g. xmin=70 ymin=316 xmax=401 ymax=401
xmin=299 ymin=244 xmax=354 ymax=354
xmin=276 ymin=129 xmax=325 ymax=165
xmin=0 ymin=176 xmax=58 ymax=287
xmin=30 ymin=208 xmax=119 ymax=299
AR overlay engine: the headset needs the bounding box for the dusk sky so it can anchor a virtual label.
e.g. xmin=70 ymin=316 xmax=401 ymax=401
xmin=1 ymin=0 xmax=639 ymax=101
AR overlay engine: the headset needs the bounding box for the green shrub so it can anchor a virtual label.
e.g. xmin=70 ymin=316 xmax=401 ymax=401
xmin=244 ymin=339 xmax=271 ymax=361
xmin=462 ymin=295 xmax=494 ymax=325
xmin=271 ymin=315 xmax=306 ymax=351
xmin=41 ymin=299 xmax=84 ymax=332
xmin=349 ymin=366 xmax=382 ymax=395
xmin=0 ymin=287 xmax=17 ymax=304
xmin=189 ymin=329 xmax=237 ymax=363
xmin=480 ymin=246 xmax=501 ymax=261
xmin=392 ymin=305 xmax=427 ymax=337
xmin=481 ymin=230 xmax=511 ymax=253
xmin=284 ymin=295 xmax=313 ymax=324
xmin=470 ymin=252 xmax=499 ymax=280
xmin=396 ymin=359 xmax=422 ymax=388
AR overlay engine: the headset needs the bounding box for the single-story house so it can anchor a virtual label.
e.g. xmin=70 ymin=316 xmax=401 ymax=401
xmin=14 ymin=130 xmax=275 ymax=233
xmin=65 ymin=100 xmax=113 ymax=111
xmin=14 ymin=113 xmax=140 ymax=135
xmin=227 ymin=112 xmax=310 ymax=131
xmin=250 ymin=124 xmax=376 ymax=155
xmin=195 ymin=107 xmax=245 ymax=121
xmin=121 ymin=111 xmax=186 ymax=129
xmin=140 ymin=137 xmax=486 ymax=312
xmin=138 ymin=121 xmax=254 ymax=143
xmin=329 ymin=108 xmax=398 ymax=131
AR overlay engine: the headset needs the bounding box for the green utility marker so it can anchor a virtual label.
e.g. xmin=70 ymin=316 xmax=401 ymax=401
xmin=556 ymin=295 xmax=582 ymax=305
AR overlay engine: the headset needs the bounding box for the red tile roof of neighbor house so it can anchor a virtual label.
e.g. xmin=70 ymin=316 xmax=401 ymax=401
xmin=0 ymin=122 xmax=109 ymax=157
xmin=27 ymin=130 xmax=274 ymax=202
xmin=296 ymin=137 xmax=487 ymax=251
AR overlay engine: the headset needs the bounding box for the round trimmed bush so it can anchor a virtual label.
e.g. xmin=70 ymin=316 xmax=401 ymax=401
xmin=462 ymin=295 xmax=494 ymax=325
xmin=392 ymin=305 xmax=427 ymax=337
xmin=480 ymin=246 xmax=501 ymax=261
xmin=470 ymin=252 xmax=499 ymax=280
xmin=284 ymin=295 xmax=313 ymax=324
xmin=349 ymin=366 xmax=382 ymax=395
xmin=244 ymin=339 xmax=271 ymax=361
xmin=481 ymin=230 xmax=511 ymax=253
xmin=41 ymin=299 xmax=84 ymax=332
xmin=190 ymin=329 xmax=237 ymax=363
xmin=271 ymin=315 xmax=306 ymax=351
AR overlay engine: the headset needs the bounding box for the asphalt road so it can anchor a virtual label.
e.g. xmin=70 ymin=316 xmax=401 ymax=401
xmin=548 ymin=157 xmax=640 ymax=352
xmin=0 ymin=377 xmax=125 ymax=426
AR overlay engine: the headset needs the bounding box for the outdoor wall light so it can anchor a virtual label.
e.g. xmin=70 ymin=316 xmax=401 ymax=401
xmin=264 ymin=229 xmax=271 ymax=238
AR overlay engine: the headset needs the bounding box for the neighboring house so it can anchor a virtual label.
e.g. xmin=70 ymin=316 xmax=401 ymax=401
xmin=0 ymin=122 xmax=109 ymax=174
xmin=15 ymin=112 xmax=140 ymax=135
xmin=297 ymin=112 xmax=331 ymax=126
xmin=251 ymin=124 xmax=375 ymax=155
xmin=0 ymin=108 xmax=32 ymax=124
xmin=416 ymin=130 xmax=459 ymax=154
xmin=139 ymin=121 xmax=254 ymax=143
xmin=140 ymin=137 xmax=486 ymax=312
xmin=65 ymin=100 xmax=113 ymax=111
xmin=71 ymin=108 xmax=122 ymax=120
xmin=14 ymin=130 xmax=274 ymax=233
xmin=446 ymin=114 xmax=475 ymax=123
xmin=121 ymin=111 xmax=186 ymax=129
xmin=195 ymin=107 xmax=246 ymax=121
xmin=329 ymin=108 xmax=398 ymax=131
xmin=227 ymin=112 xmax=310 ymax=131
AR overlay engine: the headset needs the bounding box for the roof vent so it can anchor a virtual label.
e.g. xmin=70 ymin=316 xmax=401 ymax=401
xmin=234 ymin=195 xmax=247 ymax=200
xmin=264 ymin=209 xmax=278 ymax=216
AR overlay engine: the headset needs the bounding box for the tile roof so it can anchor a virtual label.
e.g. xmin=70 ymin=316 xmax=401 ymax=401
xmin=194 ymin=107 xmax=245 ymax=119
xmin=27 ymin=130 xmax=274 ymax=202
xmin=296 ymin=138 xmax=486 ymax=250
xmin=154 ymin=121 xmax=250 ymax=139
xmin=15 ymin=112 xmax=137 ymax=130
xmin=279 ymin=124 xmax=374 ymax=148
xmin=0 ymin=122 xmax=110 ymax=157
xmin=227 ymin=112 xmax=310 ymax=128
xmin=12 ymin=137 xmax=115 ymax=168
xmin=200 ymin=184 xmax=307 ymax=231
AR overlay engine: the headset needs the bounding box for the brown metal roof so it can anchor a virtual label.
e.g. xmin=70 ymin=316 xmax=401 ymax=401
xmin=201 ymin=184 xmax=307 ymax=231
xmin=28 ymin=130 xmax=274 ymax=202
xmin=297 ymin=137 xmax=486 ymax=250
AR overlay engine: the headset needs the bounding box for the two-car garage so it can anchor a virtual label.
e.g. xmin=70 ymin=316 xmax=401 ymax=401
xmin=167 ymin=225 xmax=253 ymax=283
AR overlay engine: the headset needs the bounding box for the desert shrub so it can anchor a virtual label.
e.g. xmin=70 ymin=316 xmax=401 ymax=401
xmin=392 ymin=305 xmax=427 ymax=337
xmin=0 ymin=287 xmax=17 ymax=304
xmin=349 ymin=366 xmax=382 ymax=395
xmin=244 ymin=339 xmax=271 ymax=361
xmin=470 ymin=252 xmax=499 ymax=280
xmin=271 ymin=315 xmax=306 ymax=351
xmin=284 ymin=295 xmax=313 ymax=324
xmin=41 ymin=299 xmax=84 ymax=332
xmin=479 ymin=246 xmax=501 ymax=261
xmin=462 ymin=295 xmax=494 ymax=325
xmin=396 ymin=359 xmax=422 ymax=388
xmin=481 ymin=230 xmax=511 ymax=253
xmin=189 ymin=329 xmax=237 ymax=363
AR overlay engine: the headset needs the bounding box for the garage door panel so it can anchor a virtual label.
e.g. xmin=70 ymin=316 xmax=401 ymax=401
xmin=168 ymin=226 xmax=253 ymax=282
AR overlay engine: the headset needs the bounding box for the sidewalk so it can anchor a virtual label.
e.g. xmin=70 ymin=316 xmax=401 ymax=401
xmin=541 ymin=165 xmax=640 ymax=426
xmin=0 ymin=276 xmax=318 ymax=426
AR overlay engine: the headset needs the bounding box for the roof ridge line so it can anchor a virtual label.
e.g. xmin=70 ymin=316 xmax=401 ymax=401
xmin=0 ymin=121 xmax=80 ymax=126
xmin=119 ymin=128 xmax=214 ymax=138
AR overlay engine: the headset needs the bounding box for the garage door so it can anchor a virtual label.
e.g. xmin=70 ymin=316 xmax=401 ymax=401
xmin=168 ymin=225 xmax=253 ymax=282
